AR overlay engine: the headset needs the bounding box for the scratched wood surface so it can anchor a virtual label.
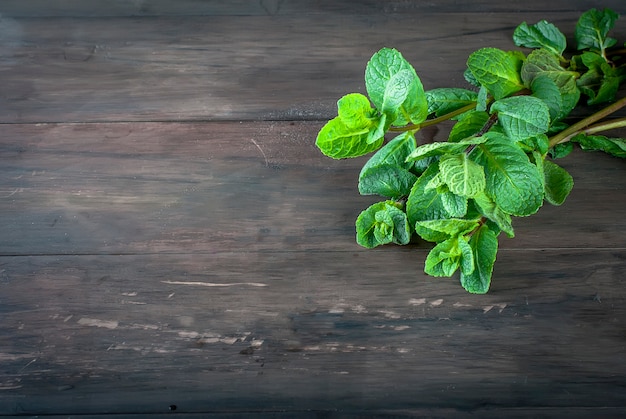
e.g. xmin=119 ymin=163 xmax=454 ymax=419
xmin=1 ymin=1 xmax=626 ymax=417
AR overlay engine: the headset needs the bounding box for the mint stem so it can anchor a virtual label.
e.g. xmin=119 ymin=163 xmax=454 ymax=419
xmin=582 ymin=117 xmax=626 ymax=135
xmin=548 ymin=96 xmax=626 ymax=147
xmin=389 ymin=102 xmax=476 ymax=132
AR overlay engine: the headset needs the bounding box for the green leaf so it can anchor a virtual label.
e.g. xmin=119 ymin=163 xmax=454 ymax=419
xmin=472 ymin=192 xmax=514 ymax=238
xmin=358 ymin=164 xmax=418 ymax=199
xmin=543 ymin=160 xmax=574 ymax=205
xmin=406 ymin=162 xmax=451 ymax=226
xmin=365 ymin=48 xmax=429 ymax=126
xmin=575 ymin=8 xmax=619 ymax=55
xmin=458 ymin=238 xmax=475 ymax=277
xmin=466 ymin=48 xmax=525 ymax=100
xmin=425 ymin=88 xmax=478 ymax=117
xmin=441 ymin=191 xmax=468 ymax=218
xmin=448 ymin=111 xmax=490 ymax=143
xmin=415 ymin=218 xmax=480 ymax=243
xmin=571 ymin=134 xmax=626 ymax=158
xmin=406 ymin=136 xmax=486 ymax=161
xmin=459 ymin=224 xmax=498 ymax=294
xmin=513 ymin=20 xmax=567 ymax=56
xmin=470 ymin=133 xmax=544 ymax=216
xmin=424 ymin=237 xmax=461 ymax=277
xmin=360 ymin=132 xmax=416 ymax=175
xmin=356 ymin=201 xmax=411 ymax=248
xmin=316 ymin=116 xmax=384 ymax=159
xmin=576 ymin=51 xmax=625 ymax=105
xmin=438 ymin=153 xmax=486 ymax=198
xmin=491 ymin=96 xmax=551 ymax=140
xmin=549 ymin=142 xmax=574 ymax=159
xmin=337 ymin=93 xmax=377 ymax=129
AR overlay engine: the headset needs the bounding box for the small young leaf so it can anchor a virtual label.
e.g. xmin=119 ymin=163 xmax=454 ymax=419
xmin=424 ymin=237 xmax=461 ymax=277
xmin=438 ymin=153 xmax=486 ymax=198
xmin=316 ymin=117 xmax=384 ymax=159
xmin=337 ymin=93 xmax=377 ymax=129
xmin=415 ymin=218 xmax=480 ymax=243
xmin=575 ymin=8 xmax=619 ymax=55
xmin=459 ymin=224 xmax=499 ymax=294
xmin=513 ymin=20 xmax=567 ymax=56
xmin=470 ymin=133 xmax=544 ymax=216
xmin=571 ymin=134 xmax=626 ymax=158
xmin=491 ymin=96 xmax=551 ymax=140
xmin=543 ymin=160 xmax=574 ymax=205
xmin=356 ymin=201 xmax=411 ymax=248
xmin=458 ymin=238 xmax=475 ymax=277
xmin=425 ymin=88 xmax=478 ymax=117
xmin=466 ymin=48 xmax=525 ymax=100
xmin=365 ymin=48 xmax=429 ymax=126
xmin=358 ymin=164 xmax=418 ymax=199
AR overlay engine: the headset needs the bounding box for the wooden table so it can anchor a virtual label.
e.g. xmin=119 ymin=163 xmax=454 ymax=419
xmin=1 ymin=1 xmax=625 ymax=417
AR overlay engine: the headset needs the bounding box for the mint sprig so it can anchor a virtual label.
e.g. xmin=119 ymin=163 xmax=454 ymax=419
xmin=315 ymin=8 xmax=626 ymax=294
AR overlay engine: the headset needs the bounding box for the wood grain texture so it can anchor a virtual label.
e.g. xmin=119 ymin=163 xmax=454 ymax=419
xmin=1 ymin=1 xmax=626 ymax=417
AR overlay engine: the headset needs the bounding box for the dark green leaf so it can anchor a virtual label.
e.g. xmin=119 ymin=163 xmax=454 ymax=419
xmin=575 ymin=8 xmax=619 ymax=54
xmin=543 ymin=160 xmax=574 ymax=205
xmin=459 ymin=224 xmax=499 ymax=294
xmin=441 ymin=191 xmax=468 ymax=218
xmin=425 ymin=88 xmax=478 ymax=117
xmin=472 ymin=192 xmax=514 ymax=238
xmin=406 ymin=162 xmax=451 ymax=226
xmin=358 ymin=164 xmax=418 ymax=199
xmin=448 ymin=111 xmax=490 ymax=143
xmin=549 ymin=142 xmax=574 ymax=159
xmin=513 ymin=20 xmax=567 ymax=56
xmin=571 ymin=134 xmax=626 ymax=158
xmin=466 ymin=48 xmax=525 ymax=100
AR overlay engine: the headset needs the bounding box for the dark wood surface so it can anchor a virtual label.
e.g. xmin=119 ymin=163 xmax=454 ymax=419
xmin=1 ymin=1 xmax=626 ymax=417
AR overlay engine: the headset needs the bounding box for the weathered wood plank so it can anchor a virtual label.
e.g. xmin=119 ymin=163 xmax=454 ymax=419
xmin=1 ymin=7 xmax=625 ymax=123
xmin=1 ymin=249 xmax=625 ymax=414
xmin=1 ymin=122 xmax=625 ymax=256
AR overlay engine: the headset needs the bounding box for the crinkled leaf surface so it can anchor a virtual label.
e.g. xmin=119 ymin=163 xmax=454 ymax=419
xmin=572 ymin=134 xmax=626 ymax=158
xmin=360 ymin=132 xmax=416 ymax=176
xmin=513 ymin=20 xmax=567 ymax=56
xmin=337 ymin=93 xmax=377 ymax=129
xmin=459 ymin=224 xmax=498 ymax=294
xmin=470 ymin=133 xmax=544 ymax=216
xmin=316 ymin=117 xmax=383 ymax=159
xmin=415 ymin=218 xmax=480 ymax=243
xmin=438 ymin=153 xmax=486 ymax=198
xmin=466 ymin=48 xmax=525 ymax=99
xmin=406 ymin=162 xmax=451 ymax=226
xmin=356 ymin=201 xmax=411 ymax=248
xmin=425 ymin=88 xmax=478 ymax=117
xmin=491 ymin=96 xmax=551 ymax=140
xmin=358 ymin=164 xmax=418 ymax=199
xmin=575 ymin=8 xmax=619 ymax=53
xmin=406 ymin=136 xmax=486 ymax=161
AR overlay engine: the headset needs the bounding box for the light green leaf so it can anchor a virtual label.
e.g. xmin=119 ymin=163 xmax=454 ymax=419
xmin=543 ymin=160 xmax=574 ymax=205
xmin=438 ymin=153 xmax=486 ymax=198
xmin=406 ymin=162 xmax=451 ymax=226
xmin=337 ymin=93 xmax=377 ymax=129
xmin=575 ymin=8 xmax=619 ymax=55
xmin=424 ymin=238 xmax=461 ymax=277
xmin=491 ymin=96 xmax=551 ymax=140
xmin=459 ymin=224 xmax=498 ymax=294
xmin=571 ymin=134 xmax=626 ymax=158
xmin=365 ymin=48 xmax=429 ymax=126
xmin=425 ymin=88 xmax=478 ymax=117
xmin=513 ymin=20 xmax=567 ymax=56
xmin=458 ymin=238 xmax=475 ymax=277
xmin=470 ymin=133 xmax=544 ymax=216
xmin=466 ymin=48 xmax=525 ymax=99
xmin=441 ymin=191 xmax=468 ymax=218
xmin=472 ymin=192 xmax=514 ymax=238
xmin=356 ymin=201 xmax=411 ymax=248
xmin=406 ymin=136 xmax=486 ymax=161
xmin=415 ymin=218 xmax=480 ymax=243
xmin=358 ymin=164 xmax=418 ymax=199
xmin=316 ymin=116 xmax=384 ymax=159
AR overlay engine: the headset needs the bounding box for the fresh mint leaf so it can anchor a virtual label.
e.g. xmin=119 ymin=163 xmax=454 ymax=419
xmin=472 ymin=192 xmax=514 ymax=238
xmin=365 ymin=48 xmax=429 ymax=126
xmin=358 ymin=164 xmax=418 ymax=199
xmin=466 ymin=48 xmax=525 ymax=100
xmin=575 ymin=8 xmax=619 ymax=56
xmin=337 ymin=93 xmax=377 ymax=129
xmin=513 ymin=20 xmax=567 ymax=56
xmin=470 ymin=133 xmax=544 ymax=216
xmin=406 ymin=162 xmax=451 ymax=225
xmin=425 ymin=88 xmax=478 ymax=117
xmin=491 ymin=96 xmax=551 ymax=140
xmin=459 ymin=224 xmax=498 ymax=294
xmin=415 ymin=218 xmax=480 ymax=243
xmin=549 ymin=142 xmax=574 ymax=159
xmin=571 ymin=134 xmax=626 ymax=158
xmin=316 ymin=116 xmax=384 ymax=159
xmin=406 ymin=136 xmax=486 ymax=161
xmin=360 ymin=132 xmax=416 ymax=176
xmin=448 ymin=111 xmax=490 ymax=143
xmin=356 ymin=201 xmax=411 ymax=248
xmin=438 ymin=153 xmax=486 ymax=198
xmin=543 ymin=160 xmax=574 ymax=205
xmin=576 ymin=51 xmax=625 ymax=105
xmin=424 ymin=237 xmax=462 ymax=277
xmin=441 ymin=191 xmax=468 ymax=218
